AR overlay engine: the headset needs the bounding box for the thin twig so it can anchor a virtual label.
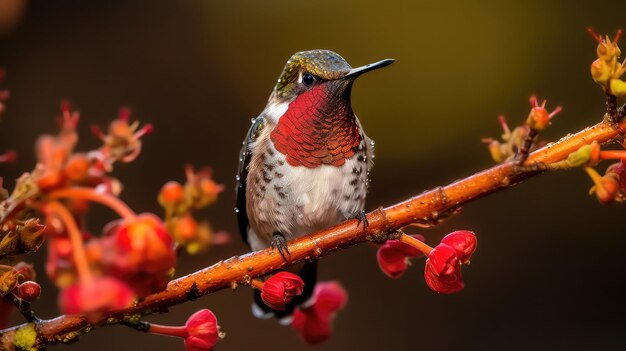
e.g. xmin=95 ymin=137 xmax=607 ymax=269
xmin=514 ymin=128 xmax=538 ymax=165
xmin=3 ymin=294 xmax=38 ymax=324
xmin=606 ymin=93 xmax=618 ymax=122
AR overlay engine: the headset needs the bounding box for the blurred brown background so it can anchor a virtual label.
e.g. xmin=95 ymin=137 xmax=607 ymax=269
xmin=1 ymin=0 xmax=626 ymax=350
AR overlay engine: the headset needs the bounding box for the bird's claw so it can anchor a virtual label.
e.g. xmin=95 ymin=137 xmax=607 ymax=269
xmin=352 ymin=210 xmax=369 ymax=229
xmin=271 ymin=232 xmax=290 ymax=261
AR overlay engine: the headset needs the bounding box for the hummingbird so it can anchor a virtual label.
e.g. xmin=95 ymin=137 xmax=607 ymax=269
xmin=236 ymin=49 xmax=394 ymax=321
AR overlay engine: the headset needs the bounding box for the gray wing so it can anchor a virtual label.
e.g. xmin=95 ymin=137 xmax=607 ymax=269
xmin=356 ymin=116 xmax=375 ymax=175
xmin=236 ymin=117 xmax=265 ymax=245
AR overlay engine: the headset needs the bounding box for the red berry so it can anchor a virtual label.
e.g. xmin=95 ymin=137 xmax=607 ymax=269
xmin=159 ymin=181 xmax=184 ymax=205
xmin=18 ymin=281 xmax=41 ymax=302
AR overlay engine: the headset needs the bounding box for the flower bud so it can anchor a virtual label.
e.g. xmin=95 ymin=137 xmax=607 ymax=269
xmin=485 ymin=140 xmax=506 ymax=164
xmin=171 ymin=214 xmax=198 ymax=243
xmin=588 ymin=29 xmax=624 ymax=91
xmin=424 ymin=243 xmax=464 ymax=294
xmin=12 ymin=262 xmax=35 ymax=282
xmin=46 ymin=236 xmax=77 ymax=288
xmin=94 ymin=109 xmax=152 ymax=163
xmin=526 ymin=96 xmax=562 ymax=132
xmin=158 ymin=181 xmax=184 ymax=207
xmin=292 ymin=281 xmax=347 ymax=345
xmin=100 ymin=213 xmax=176 ymax=296
xmin=606 ymin=161 xmax=626 ymax=191
xmin=376 ymin=234 xmax=424 ymax=279
xmin=440 ymin=230 xmax=477 ymax=264
xmin=184 ymin=309 xmax=222 ymax=351
xmin=591 ymin=59 xmax=611 ymax=85
xmin=595 ymin=173 xmax=620 ymax=204
xmin=184 ymin=166 xmax=224 ymax=210
xmin=526 ymin=107 xmax=550 ymax=131
xmin=17 ymin=281 xmax=41 ymax=302
xmin=64 ymin=153 xmax=90 ymax=182
xmin=36 ymin=170 xmax=66 ymax=191
xmin=260 ymin=272 xmax=305 ymax=311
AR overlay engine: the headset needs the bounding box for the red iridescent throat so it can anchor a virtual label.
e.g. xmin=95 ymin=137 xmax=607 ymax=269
xmin=270 ymin=83 xmax=361 ymax=168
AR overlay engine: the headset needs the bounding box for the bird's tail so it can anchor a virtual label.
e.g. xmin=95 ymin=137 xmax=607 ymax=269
xmin=252 ymin=260 xmax=317 ymax=324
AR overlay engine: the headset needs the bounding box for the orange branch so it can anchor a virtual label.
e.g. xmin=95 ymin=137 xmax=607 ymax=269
xmin=1 ymin=118 xmax=624 ymax=349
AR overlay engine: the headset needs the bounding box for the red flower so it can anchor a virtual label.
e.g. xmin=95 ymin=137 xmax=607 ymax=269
xmin=171 ymin=214 xmax=198 ymax=243
xmin=596 ymin=173 xmax=621 ymax=204
xmin=59 ymin=277 xmax=135 ymax=314
xmin=148 ymin=309 xmax=222 ymax=351
xmin=586 ymin=165 xmax=623 ymax=204
xmin=292 ymin=281 xmax=348 ymax=345
xmin=526 ymin=95 xmax=562 ymax=131
xmin=62 ymin=153 xmax=90 ymax=183
xmin=114 ymin=214 xmax=174 ymax=263
xmin=91 ymin=108 xmax=153 ymax=163
xmin=424 ymin=231 xmax=476 ymax=294
xmin=376 ymin=234 xmax=424 ymax=278
xmin=424 ymin=244 xmax=464 ymax=294
xmin=184 ymin=166 xmax=224 ymax=209
xmin=260 ymin=272 xmax=305 ymax=310
xmin=158 ymin=181 xmax=184 ymax=207
xmin=440 ymin=230 xmax=477 ymax=264
xmin=0 ymin=150 xmax=16 ymax=163
xmin=100 ymin=213 xmax=176 ymax=296
xmin=45 ymin=235 xmax=77 ymax=288
xmin=607 ymin=161 xmax=626 ymax=191
xmin=184 ymin=309 xmax=221 ymax=351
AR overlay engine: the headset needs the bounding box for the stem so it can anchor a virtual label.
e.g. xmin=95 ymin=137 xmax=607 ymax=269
xmin=515 ymin=128 xmax=538 ymax=165
xmin=399 ymin=234 xmax=433 ymax=255
xmin=148 ymin=324 xmax=188 ymax=338
xmin=599 ymin=150 xmax=626 ymax=160
xmin=48 ymin=187 xmax=137 ymax=221
xmin=250 ymin=279 xmax=265 ymax=290
xmin=606 ymin=93 xmax=618 ymax=122
xmin=3 ymin=294 xmax=38 ymax=323
xmin=584 ymin=166 xmax=604 ymax=186
xmin=2 ymin=116 xmax=626 ymax=348
xmin=44 ymin=201 xmax=93 ymax=283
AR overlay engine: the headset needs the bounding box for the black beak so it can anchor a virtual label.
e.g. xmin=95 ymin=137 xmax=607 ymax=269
xmin=342 ymin=58 xmax=395 ymax=79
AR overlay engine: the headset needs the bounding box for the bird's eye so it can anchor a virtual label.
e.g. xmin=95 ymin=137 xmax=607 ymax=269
xmin=302 ymin=73 xmax=315 ymax=86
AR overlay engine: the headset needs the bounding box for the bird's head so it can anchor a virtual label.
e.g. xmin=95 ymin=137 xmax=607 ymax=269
xmin=269 ymin=50 xmax=394 ymax=108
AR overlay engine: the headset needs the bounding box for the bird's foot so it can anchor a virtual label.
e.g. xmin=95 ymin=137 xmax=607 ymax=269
xmin=271 ymin=232 xmax=290 ymax=261
xmin=351 ymin=210 xmax=369 ymax=229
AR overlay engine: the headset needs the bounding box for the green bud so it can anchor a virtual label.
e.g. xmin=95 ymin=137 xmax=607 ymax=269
xmin=565 ymin=144 xmax=593 ymax=168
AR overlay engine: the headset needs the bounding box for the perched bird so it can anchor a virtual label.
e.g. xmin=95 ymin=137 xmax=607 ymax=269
xmin=236 ymin=50 xmax=393 ymax=321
